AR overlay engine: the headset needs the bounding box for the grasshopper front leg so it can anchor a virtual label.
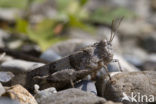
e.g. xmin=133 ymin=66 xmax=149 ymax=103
xmin=103 ymin=65 xmax=112 ymax=80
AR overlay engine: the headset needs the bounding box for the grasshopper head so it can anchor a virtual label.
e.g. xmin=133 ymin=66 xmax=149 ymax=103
xmin=95 ymin=40 xmax=113 ymax=64
xmin=98 ymin=17 xmax=123 ymax=64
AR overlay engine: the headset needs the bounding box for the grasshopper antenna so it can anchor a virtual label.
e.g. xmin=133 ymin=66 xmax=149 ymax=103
xmin=109 ymin=19 xmax=115 ymax=42
xmin=109 ymin=17 xmax=124 ymax=42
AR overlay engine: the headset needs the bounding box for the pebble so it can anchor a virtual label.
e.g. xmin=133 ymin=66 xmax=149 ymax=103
xmin=35 ymin=88 xmax=121 ymax=104
xmin=142 ymin=61 xmax=156 ymax=71
xmin=123 ymin=46 xmax=148 ymax=60
xmin=0 ymin=97 xmax=19 ymax=104
xmin=3 ymin=84 xmax=38 ymax=104
xmin=123 ymin=54 xmax=144 ymax=67
xmin=0 ymin=72 xmax=14 ymax=85
xmin=0 ymin=59 xmax=44 ymax=73
xmin=7 ymin=40 xmax=23 ymax=50
xmin=119 ymin=20 xmax=153 ymax=37
xmin=34 ymin=86 xmax=57 ymax=103
xmin=122 ymin=47 xmax=148 ymax=68
xmin=40 ymin=49 xmax=61 ymax=62
xmin=103 ymin=71 xmax=156 ymax=103
xmin=140 ymin=34 xmax=156 ymax=53
xmin=0 ymin=8 xmax=20 ymax=22
xmin=75 ymin=80 xmax=97 ymax=95
xmin=141 ymin=54 xmax=156 ymax=71
xmin=110 ymin=54 xmax=139 ymax=72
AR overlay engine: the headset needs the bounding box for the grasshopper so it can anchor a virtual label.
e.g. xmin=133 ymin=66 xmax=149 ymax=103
xmin=27 ymin=17 xmax=124 ymax=91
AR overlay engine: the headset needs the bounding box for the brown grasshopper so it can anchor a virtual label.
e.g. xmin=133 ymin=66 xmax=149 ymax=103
xmin=27 ymin=17 xmax=124 ymax=91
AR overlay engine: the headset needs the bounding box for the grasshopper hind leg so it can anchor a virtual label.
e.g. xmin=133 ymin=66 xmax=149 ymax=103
xmin=70 ymin=79 xmax=75 ymax=88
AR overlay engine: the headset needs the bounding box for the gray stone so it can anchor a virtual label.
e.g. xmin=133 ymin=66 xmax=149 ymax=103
xmin=36 ymin=88 xmax=121 ymax=104
xmin=111 ymin=54 xmax=139 ymax=72
xmin=0 ymin=59 xmax=44 ymax=73
xmin=0 ymin=72 xmax=14 ymax=84
xmin=0 ymin=8 xmax=20 ymax=22
xmin=0 ymin=97 xmax=19 ymax=104
xmin=40 ymin=50 xmax=61 ymax=62
xmin=142 ymin=54 xmax=156 ymax=71
xmin=140 ymin=34 xmax=156 ymax=52
xmin=142 ymin=61 xmax=156 ymax=71
xmin=103 ymin=71 xmax=156 ymax=103
xmin=123 ymin=55 xmax=143 ymax=67
xmin=7 ymin=40 xmax=23 ymax=49
xmin=122 ymin=47 xmax=148 ymax=67
xmin=147 ymin=54 xmax=156 ymax=62
xmin=34 ymin=87 xmax=57 ymax=103
xmin=75 ymin=80 xmax=97 ymax=95
xmin=119 ymin=20 xmax=153 ymax=37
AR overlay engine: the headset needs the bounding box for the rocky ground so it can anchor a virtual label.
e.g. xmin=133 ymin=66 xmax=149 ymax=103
xmin=0 ymin=0 xmax=156 ymax=104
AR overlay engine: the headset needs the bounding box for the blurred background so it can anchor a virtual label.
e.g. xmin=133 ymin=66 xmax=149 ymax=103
xmin=0 ymin=0 xmax=156 ymax=71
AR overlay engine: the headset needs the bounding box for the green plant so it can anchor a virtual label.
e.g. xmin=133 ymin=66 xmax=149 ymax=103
xmin=13 ymin=0 xmax=94 ymax=51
